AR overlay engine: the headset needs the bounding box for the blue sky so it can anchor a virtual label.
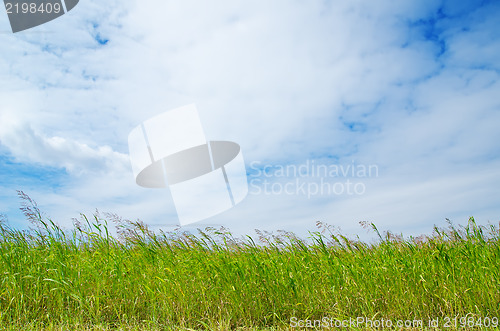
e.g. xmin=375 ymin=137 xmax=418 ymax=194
xmin=1 ymin=0 xmax=499 ymax=239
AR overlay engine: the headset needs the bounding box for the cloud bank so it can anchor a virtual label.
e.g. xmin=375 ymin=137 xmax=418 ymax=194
xmin=0 ymin=0 xmax=499 ymax=238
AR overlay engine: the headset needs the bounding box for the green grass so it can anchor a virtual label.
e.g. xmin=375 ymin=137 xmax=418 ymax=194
xmin=0 ymin=191 xmax=498 ymax=330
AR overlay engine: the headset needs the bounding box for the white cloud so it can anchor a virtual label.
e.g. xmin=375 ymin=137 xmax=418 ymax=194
xmin=1 ymin=0 xmax=499 ymax=237
xmin=0 ymin=106 xmax=129 ymax=176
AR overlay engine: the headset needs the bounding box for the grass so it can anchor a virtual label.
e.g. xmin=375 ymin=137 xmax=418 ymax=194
xmin=0 ymin=191 xmax=498 ymax=330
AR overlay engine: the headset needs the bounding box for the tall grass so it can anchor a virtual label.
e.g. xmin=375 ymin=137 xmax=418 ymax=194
xmin=0 ymin=191 xmax=498 ymax=330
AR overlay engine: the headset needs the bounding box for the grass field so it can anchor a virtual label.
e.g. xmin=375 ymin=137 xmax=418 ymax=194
xmin=0 ymin=192 xmax=498 ymax=330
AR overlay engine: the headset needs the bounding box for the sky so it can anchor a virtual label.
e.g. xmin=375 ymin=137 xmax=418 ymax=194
xmin=0 ymin=0 xmax=499 ymax=240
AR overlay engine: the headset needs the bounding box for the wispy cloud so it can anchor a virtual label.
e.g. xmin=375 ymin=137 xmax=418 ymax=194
xmin=1 ymin=0 xmax=499 ymax=237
